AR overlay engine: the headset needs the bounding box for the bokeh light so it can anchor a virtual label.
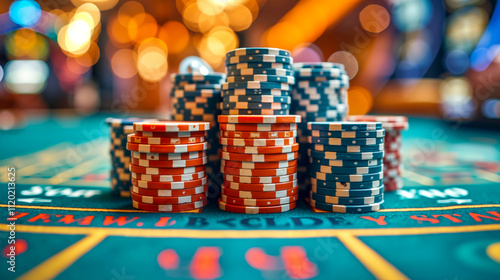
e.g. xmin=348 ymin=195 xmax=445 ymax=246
xmin=347 ymin=86 xmax=373 ymax=115
xmin=111 ymin=49 xmax=138 ymax=79
xmin=226 ymin=4 xmax=253 ymax=31
xmin=4 ymin=60 xmax=49 ymax=94
xmin=9 ymin=0 xmax=41 ymax=27
xmin=198 ymin=26 xmax=238 ymax=67
xmin=292 ymin=44 xmax=323 ymax=63
xmin=445 ymin=49 xmax=469 ymax=74
xmin=328 ymin=51 xmax=358 ymax=79
xmin=157 ymin=21 xmax=190 ymax=54
xmin=5 ymin=29 xmax=49 ymax=61
xmin=359 ymin=4 xmax=391 ymax=34
xmin=440 ymin=77 xmax=475 ymax=118
xmin=482 ymin=99 xmax=500 ymax=119
xmin=136 ymin=38 xmax=168 ymax=82
xmin=71 ymin=0 xmax=119 ymax=11
xmin=392 ymin=0 xmax=433 ymax=32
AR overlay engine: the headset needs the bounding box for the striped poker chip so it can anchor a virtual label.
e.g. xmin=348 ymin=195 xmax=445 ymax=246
xmin=127 ymin=135 xmax=205 ymax=145
xmin=222 ymin=186 xmax=299 ymax=199
xmin=223 ymin=180 xmax=297 ymax=192
xmin=223 ymin=95 xmax=291 ymax=104
xmin=226 ymin=47 xmax=290 ymax=58
xmin=132 ymin=184 xmax=208 ymax=197
xmin=227 ymin=68 xmax=294 ymax=77
xmin=308 ymin=150 xmax=385 ymax=160
xmin=171 ymin=89 xmax=220 ymax=98
xmin=224 ymin=173 xmax=297 ymax=184
xmin=133 ymin=121 xmax=211 ymax=132
xmin=310 ymin=164 xmax=384 ymax=175
xmin=131 ymin=171 xmax=206 ymax=182
xmin=220 ymin=151 xmax=298 ymax=162
xmin=311 ymin=184 xmax=384 ymax=197
xmin=221 ymin=165 xmax=297 ymax=177
xmin=131 ymin=151 xmax=206 ymax=160
xmin=311 ymin=178 xmax=383 ymax=190
xmin=220 ymin=159 xmax=297 ymax=169
xmin=310 ymin=129 xmax=385 ymax=138
xmin=221 ymin=143 xmax=299 ymax=154
xmin=295 ymin=68 xmax=346 ymax=78
xmin=221 ymin=194 xmax=298 ymax=207
xmin=132 ymin=176 xmax=207 ymax=190
xmin=219 ymin=137 xmax=295 ymax=147
xmin=221 ymin=109 xmax=289 ymax=116
xmin=309 ymin=158 xmax=383 ymax=167
xmin=311 ymin=171 xmax=384 ymax=183
xmin=220 ymin=123 xmax=296 ymax=132
xmin=171 ymin=73 xmax=225 ymax=83
xmin=221 ymin=130 xmax=297 ymax=139
xmin=312 ymin=143 xmax=384 ymax=153
xmin=221 ymin=101 xmax=290 ymax=110
xmin=223 ymin=81 xmax=291 ymax=90
xmin=222 ymin=88 xmax=291 ymax=97
xmin=218 ymin=115 xmax=300 ymax=124
xmin=292 ymin=62 xmax=345 ymax=70
xmin=130 ymin=157 xmax=207 ymax=168
xmin=308 ymin=121 xmax=382 ymax=131
xmin=132 ymin=199 xmax=207 ymax=212
xmin=129 ymin=164 xmax=205 ymax=175
xmin=174 ymin=84 xmax=221 ymax=91
xmin=106 ymin=117 xmax=158 ymax=128
xmin=134 ymin=130 xmax=208 ymax=138
xmin=126 ymin=142 xmax=207 ymax=153
xmin=227 ymin=74 xmax=295 ymax=84
xmin=218 ymin=200 xmax=296 ymax=214
xmin=309 ymin=198 xmax=383 ymax=213
xmin=226 ymin=54 xmax=293 ymax=65
xmin=226 ymin=62 xmax=293 ymax=71
xmin=131 ymin=192 xmax=206 ymax=204
xmin=310 ymin=192 xmax=384 ymax=205
xmin=308 ymin=136 xmax=383 ymax=146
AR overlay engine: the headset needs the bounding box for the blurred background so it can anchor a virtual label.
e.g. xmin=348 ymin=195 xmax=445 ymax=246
xmin=0 ymin=0 xmax=499 ymax=129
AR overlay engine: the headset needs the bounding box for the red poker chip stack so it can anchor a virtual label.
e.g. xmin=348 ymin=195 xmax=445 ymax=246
xmin=217 ymin=115 xmax=301 ymax=214
xmin=126 ymin=121 xmax=211 ymax=212
xmin=347 ymin=115 xmax=409 ymax=191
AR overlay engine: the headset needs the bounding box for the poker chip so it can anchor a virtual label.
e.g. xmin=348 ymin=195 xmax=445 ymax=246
xmin=132 ymin=199 xmax=207 ymax=212
xmin=218 ymin=200 xmax=296 ymax=214
xmin=224 ymin=173 xmax=297 ymax=184
xmin=133 ymin=121 xmax=211 ymax=132
xmin=132 ymin=184 xmax=208 ymax=197
xmin=221 ymin=101 xmax=291 ymax=110
xmin=132 ymin=176 xmax=207 ymax=189
xmin=127 ymin=135 xmax=206 ymax=145
xmin=171 ymin=73 xmax=225 ymax=83
xmin=135 ymin=130 xmax=208 ymax=138
xmin=226 ymin=47 xmax=290 ymax=58
xmin=227 ymin=74 xmax=295 ymax=84
xmin=224 ymin=180 xmax=297 ymax=191
xmin=221 ymin=194 xmax=298 ymax=207
xmin=311 ymin=171 xmax=383 ymax=182
xmin=131 ymin=151 xmax=206 ymax=160
xmin=221 ymin=109 xmax=290 ymax=116
xmin=310 ymin=164 xmax=383 ymax=175
xmin=308 ymin=136 xmax=384 ymax=146
xmin=310 ymin=198 xmax=383 ymax=213
xmin=220 ymin=137 xmax=295 ymax=147
xmin=222 ymin=130 xmax=297 ymax=138
xmin=311 ymin=178 xmax=383 ymax=189
xmin=309 ymin=129 xmax=385 ymax=138
xmin=218 ymin=115 xmax=301 ymax=124
xmin=221 ymin=166 xmax=297 ymax=176
xmin=223 ymin=81 xmax=291 ymax=90
xmin=131 ymin=191 xmax=207 ymax=204
xmin=292 ymin=62 xmax=345 ymax=70
xmin=227 ymin=68 xmax=294 ymax=77
xmin=311 ymin=184 xmax=384 ymax=197
xmin=309 ymin=150 xmax=385 ymax=160
xmin=309 ymin=158 xmax=383 ymax=167
xmin=295 ymin=68 xmax=346 ymax=78
xmin=222 ymin=88 xmax=291 ymax=97
xmin=223 ymin=95 xmax=292 ymax=104
xmin=131 ymin=171 xmax=206 ymax=182
xmin=226 ymin=62 xmax=293 ymax=71
xmin=174 ymin=84 xmax=222 ymax=91
xmin=226 ymin=54 xmax=293 ymax=65
xmin=222 ymin=186 xmax=299 ymax=199
xmin=129 ymin=164 xmax=206 ymax=175
xmin=221 ymin=143 xmax=299 ymax=154
xmin=312 ymin=143 xmax=384 ymax=153
xmin=220 ymin=123 xmax=296 ymax=132
xmin=130 ymin=157 xmax=207 ymax=168
xmin=126 ymin=142 xmax=208 ymax=153
xmin=221 ymin=159 xmax=297 ymax=169
xmin=308 ymin=121 xmax=382 ymax=131
xmin=220 ymin=151 xmax=298 ymax=162
xmin=310 ymin=192 xmax=384 ymax=205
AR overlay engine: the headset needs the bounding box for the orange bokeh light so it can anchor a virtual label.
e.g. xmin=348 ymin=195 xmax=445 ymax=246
xmin=158 ymin=21 xmax=190 ymax=54
xmin=347 ymin=86 xmax=373 ymax=115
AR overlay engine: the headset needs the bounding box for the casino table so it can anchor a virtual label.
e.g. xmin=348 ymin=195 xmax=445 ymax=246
xmin=1 ymin=114 xmax=500 ymax=280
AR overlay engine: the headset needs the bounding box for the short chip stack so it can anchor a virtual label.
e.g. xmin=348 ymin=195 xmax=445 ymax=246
xmin=106 ymin=117 xmax=156 ymax=197
xmin=291 ymin=63 xmax=350 ymax=193
xmin=126 ymin=121 xmax=211 ymax=212
xmin=217 ymin=115 xmax=301 ymax=214
xmin=307 ymin=121 xmax=385 ymax=213
xmin=170 ymin=73 xmax=225 ymax=185
xmin=347 ymin=115 xmax=409 ymax=191
xmin=222 ymin=47 xmax=294 ymax=116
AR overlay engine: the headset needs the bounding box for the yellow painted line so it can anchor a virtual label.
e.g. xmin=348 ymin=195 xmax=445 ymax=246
xmin=1 ymin=203 xmax=498 ymax=214
xmin=476 ymin=169 xmax=500 ymax=183
xmin=402 ymin=169 xmax=436 ymax=186
xmin=17 ymin=231 xmax=107 ymax=280
xmin=47 ymin=156 xmax=105 ymax=185
xmin=1 ymin=223 xmax=499 ymax=239
xmin=337 ymin=233 xmax=409 ymax=280
xmin=17 ymin=177 xmax=110 ymax=188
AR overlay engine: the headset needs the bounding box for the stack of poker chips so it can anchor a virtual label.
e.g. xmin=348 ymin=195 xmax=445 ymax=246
xmin=307 ymin=121 xmax=385 ymax=213
xmin=106 ymin=117 xmax=156 ymax=197
xmin=170 ymin=73 xmax=225 ymax=183
xmin=126 ymin=121 xmax=211 ymax=212
xmin=217 ymin=115 xmax=301 ymax=214
xmin=291 ymin=63 xmax=350 ymax=193
xmin=222 ymin=47 xmax=294 ymax=116
xmin=347 ymin=115 xmax=409 ymax=191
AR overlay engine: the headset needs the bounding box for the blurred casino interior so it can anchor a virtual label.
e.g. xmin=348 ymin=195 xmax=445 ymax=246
xmin=0 ymin=0 xmax=499 ymax=129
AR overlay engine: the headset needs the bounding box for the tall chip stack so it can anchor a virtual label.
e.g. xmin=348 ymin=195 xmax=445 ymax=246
xmin=106 ymin=117 xmax=156 ymax=198
xmin=170 ymin=72 xmax=225 ymax=190
xmin=217 ymin=116 xmax=301 ymax=214
xmin=291 ymin=63 xmax=350 ymax=193
xmin=347 ymin=115 xmax=409 ymax=191
xmin=307 ymin=121 xmax=385 ymax=213
xmin=222 ymin=47 xmax=294 ymax=116
xmin=126 ymin=121 xmax=211 ymax=212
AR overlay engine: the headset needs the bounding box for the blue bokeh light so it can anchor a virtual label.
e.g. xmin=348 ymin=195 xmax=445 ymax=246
xmin=9 ymin=0 xmax=42 ymax=27
xmin=445 ymin=50 xmax=469 ymax=75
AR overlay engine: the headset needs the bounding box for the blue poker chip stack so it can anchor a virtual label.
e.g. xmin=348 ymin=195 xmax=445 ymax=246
xmin=169 ymin=72 xmax=225 ymax=186
xmin=307 ymin=121 xmax=385 ymax=213
xmin=106 ymin=117 xmax=156 ymax=197
xmin=222 ymin=47 xmax=295 ymax=115
xmin=291 ymin=63 xmax=350 ymax=193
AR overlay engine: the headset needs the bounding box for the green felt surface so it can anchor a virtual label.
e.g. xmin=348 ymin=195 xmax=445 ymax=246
xmin=1 ymin=114 xmax=500 ymax=280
